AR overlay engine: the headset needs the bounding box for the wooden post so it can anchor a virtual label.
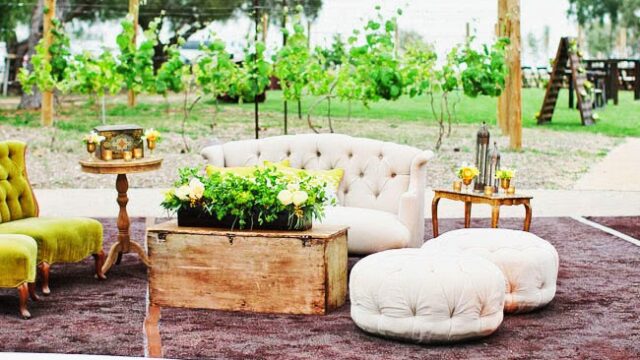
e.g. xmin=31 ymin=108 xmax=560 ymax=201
xmin=41 ymin=0 xmax=56 ymax=127
xmin=497 ymin=0 xmax=522 ymax=150
xmin=128 ymin=0 xmax=139 ymax=107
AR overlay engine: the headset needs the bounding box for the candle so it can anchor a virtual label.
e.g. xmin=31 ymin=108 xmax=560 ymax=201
xmin=133 ymin=148 xmax=143 ymax=159
xmin=507 ymin=186 xmax=516 ymax=195
xmin=103 ymin=149 xmax=113 ymax=161
xmin=123 ymin=151 xmax=133 ymax=162
xmin=453 ymin=180 xmax=462 ymax=192
xmin=484 ymin=185 xmax=494 ymax=196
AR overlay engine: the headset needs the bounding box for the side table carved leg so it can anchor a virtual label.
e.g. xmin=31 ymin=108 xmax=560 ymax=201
xmin=464 ymin=202 xmax=472 ymax=228
xmin=523 ymin=201 xmax=532 ymax=231
xmin=431 ymin=196 xmax=441 ymax=238
xmin=145 ymin=304 xmax=163 ymax=358
xmin=103 ymin=174 xmax=131 ymax=274
xmin=491 ymin=205 xmax=500 ymax=228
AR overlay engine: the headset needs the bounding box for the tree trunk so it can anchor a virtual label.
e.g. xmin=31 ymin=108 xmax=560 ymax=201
xmin=18 ymin=0 xmax=45 ymax=110
xmin=18 ymin=0 xmax=70 ymax=110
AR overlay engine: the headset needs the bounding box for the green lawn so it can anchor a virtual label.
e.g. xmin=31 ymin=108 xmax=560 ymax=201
xmin=1 ymin=88 xmax=638 ymax=138
xmin=230 ymin=88 xmax=640 ymax=137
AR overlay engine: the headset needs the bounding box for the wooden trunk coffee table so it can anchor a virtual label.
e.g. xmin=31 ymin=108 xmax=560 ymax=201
xmin=144 ymin=221 xmax=349 ymax=357
xmin=431 ymin=189 xmax=533 ymax=237
xmin=79 ymin=157 xmax=162 ymax=274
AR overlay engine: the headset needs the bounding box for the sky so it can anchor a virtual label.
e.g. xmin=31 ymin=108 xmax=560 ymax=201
xmin=14 ymin=0 xmax=578 ymax=67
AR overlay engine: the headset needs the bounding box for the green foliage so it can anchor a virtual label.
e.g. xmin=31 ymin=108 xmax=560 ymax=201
xmin=155 ymin=39 xmax=188 ymax=96
xmin=347 ymin=8 xmax=404 ymax=104
xmin=458 ymin=37 xmax=509 ymax=98
xmin=70 ymin=51 xmax=122 ymax=96
xmin=115 ymin=17 xmax=159 ymax=96
xmin=195 ymin=38 xmax=237 ymax=99
xmin=241 ymin=40 xmax=272 ymax=101
xmin=318 ymin=35 xmax=346 ymax=68
xmin=273 ymin=5 xmax=311 ymax=103
xmin=401 ymin=44 xmax=437 ymax=98
xmin=18 ymin=19 xmax=73 ymax=94
xmin=161 ymin=166 xmax=332 ymax=230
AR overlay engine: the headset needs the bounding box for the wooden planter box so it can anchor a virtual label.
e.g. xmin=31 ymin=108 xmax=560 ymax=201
xmin=146 ymin=221 xmax=348 ymax=315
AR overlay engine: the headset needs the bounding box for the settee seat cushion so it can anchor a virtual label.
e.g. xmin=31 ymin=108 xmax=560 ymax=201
xmin=350 ymin=249 xmax=505 ymax=343
xmin=320 ymin=206 xmax=410 ymax=255
xmin=0 ymin=217 xmax=103 ymax=265
xmin=422 ymin=228 xmax=559 ymax=313
xmin=0 ymin=234 xmax=37 ymax=288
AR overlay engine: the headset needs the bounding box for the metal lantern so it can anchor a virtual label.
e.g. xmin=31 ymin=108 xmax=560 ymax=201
xmin=474 ymin=122 xmax=490 ymax=191
xmin=487 ymin=142 xmax=501 ymax=192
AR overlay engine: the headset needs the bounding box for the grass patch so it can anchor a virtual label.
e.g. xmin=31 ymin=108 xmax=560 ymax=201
xmin=0 ymin=88 xmax=637 ymax=138
xmin=230 ymin=88 xmax=640 ymax=137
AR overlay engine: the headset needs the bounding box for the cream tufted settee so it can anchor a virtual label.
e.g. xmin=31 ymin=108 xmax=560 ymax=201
xmin=201 ymin=134 xmax=433 ymax=255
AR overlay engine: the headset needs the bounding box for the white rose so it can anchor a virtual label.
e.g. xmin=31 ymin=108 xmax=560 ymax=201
xmin=277 ymin=190 xmax=293 ymax=205
xmin=292 ymin=191 xmax=308 ymax=206
xmin=175 ymin=185 xmax=190 ymax=201
xmin=188 ymin=178 xmax=205 ymax=200
xmin=287 ymin=183 xmax=300 ymax=192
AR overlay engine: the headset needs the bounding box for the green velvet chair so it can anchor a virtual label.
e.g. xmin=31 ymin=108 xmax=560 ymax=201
xmin=0 ymin=234 xmax=39 ymax=319
xmin=0 ymin=141 xmax=105 ymax=295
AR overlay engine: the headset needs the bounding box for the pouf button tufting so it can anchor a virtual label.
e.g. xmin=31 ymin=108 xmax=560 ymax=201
xmin=422 ymin=228 xmax=559 ymax=314
xmin=350 ymin=249 xmax=505 ymax=344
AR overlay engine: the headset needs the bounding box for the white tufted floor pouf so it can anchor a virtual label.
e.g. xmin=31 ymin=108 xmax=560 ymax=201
xmin=349 ymin=249 xmax=505 ymax=343
xmin=422 ymin=228 xmax=559 ymax=314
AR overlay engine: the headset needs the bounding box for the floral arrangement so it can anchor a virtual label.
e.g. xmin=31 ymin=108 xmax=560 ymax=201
xmin=82 ymin=131 xmax=105 ymax=144
xmin=456 ymin=163 xmax=480 ymax=180
xmin=161 ymin=166 xmax=334 ymax=230
xmin=495 ymin=168 xmax=516 ymax=180
xmin=143 ymin=128 xmax=161 ymax=142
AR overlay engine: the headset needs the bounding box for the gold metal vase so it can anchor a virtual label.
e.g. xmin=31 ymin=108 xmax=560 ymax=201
xmin=500 ymin=178 xmax=511 ymax=193
xmin=86 ymin=142 xmax=96 ymax=160
xmin=147 ymin=139 xmax=156 ymax=155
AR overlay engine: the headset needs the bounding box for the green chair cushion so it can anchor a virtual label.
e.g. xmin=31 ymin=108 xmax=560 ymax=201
xmin=0 ymin=217 xmax=103 ymax=265
xmin=0 ymin=141 xmax=38 ymax=223
xmin=0 ymin=234 xmax=37 ymax=288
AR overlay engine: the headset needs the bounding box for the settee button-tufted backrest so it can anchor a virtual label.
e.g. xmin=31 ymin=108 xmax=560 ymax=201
xmin=210 ymin=134 xmax=423 ymax=214
xmin=0 ymin=141 xmax=38 ymax=223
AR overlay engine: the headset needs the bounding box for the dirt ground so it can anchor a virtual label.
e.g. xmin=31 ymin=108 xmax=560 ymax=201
xmin=0 ymin=110 xmax=618 ymax=190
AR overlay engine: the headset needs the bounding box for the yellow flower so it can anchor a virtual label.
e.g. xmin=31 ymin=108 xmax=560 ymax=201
xmin=144 ymin=128 xmax=161 ymax=142
xmin=292 ymin=191 xmax=308 ymax=206
xmin=277 ymin=190 xmax=294 ymax=205
xmin=457 ymin=165 xmax=479 ymax=180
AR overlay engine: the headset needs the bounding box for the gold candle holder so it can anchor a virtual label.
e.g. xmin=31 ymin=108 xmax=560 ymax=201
xmin=123 ymin=151 xmax=133 ymax=162
xmin=86 ymin=142 xmax=96 ymax=160
xmin=103 ymin=149 xmax=113 ymax=161
xmin=133 ymin=148 xmax=143 ymax=159
xmin=453 ymin=180 xmax=462 ymax=192
xmin=484 ymin=185 xmax=494 ymax=196
xmin=507 ymin=186 xmax=516 ymax=195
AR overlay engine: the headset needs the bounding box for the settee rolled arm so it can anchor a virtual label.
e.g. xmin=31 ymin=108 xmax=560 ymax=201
xmin=398 ymin=150 xmax=434 ymax=248
xmin=200 ymin=145 xmax=225 ymax=167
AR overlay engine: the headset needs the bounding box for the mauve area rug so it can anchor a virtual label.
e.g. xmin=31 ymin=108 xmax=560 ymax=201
xmin=0 ymin=217 xmax=639 ymax=359
xmin=587 ymin=216 xmax=640 ymax=239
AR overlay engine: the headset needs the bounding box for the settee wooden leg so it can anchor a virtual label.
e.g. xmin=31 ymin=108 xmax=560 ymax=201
xmin=18 ymin=283 xmax=31 ymax=319
xmin=28 ymin=282 xmax=39 ymax=301
xmin=38 ymin=262 xmax=51 ymax=296
xmin=93 ymin=250 xmax=107 ymax=280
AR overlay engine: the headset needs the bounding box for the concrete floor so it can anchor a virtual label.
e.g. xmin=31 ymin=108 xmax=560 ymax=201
xmin=34 ymin=188 xmax=640 ymax=219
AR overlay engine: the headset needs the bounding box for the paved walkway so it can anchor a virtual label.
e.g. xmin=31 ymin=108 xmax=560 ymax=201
xmin=575 ymin=137 xmax=640 ymax=191
xmin=34 ymin=188 xmax=640 ymax=219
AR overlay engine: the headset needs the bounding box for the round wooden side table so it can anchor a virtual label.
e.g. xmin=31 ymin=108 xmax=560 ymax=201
xmin=79 ymin=157 xmax=163 ymax=274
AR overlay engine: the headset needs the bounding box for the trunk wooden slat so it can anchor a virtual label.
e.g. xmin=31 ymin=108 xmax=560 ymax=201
xmin=146 ymin=221 xmax=348 ymax=315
